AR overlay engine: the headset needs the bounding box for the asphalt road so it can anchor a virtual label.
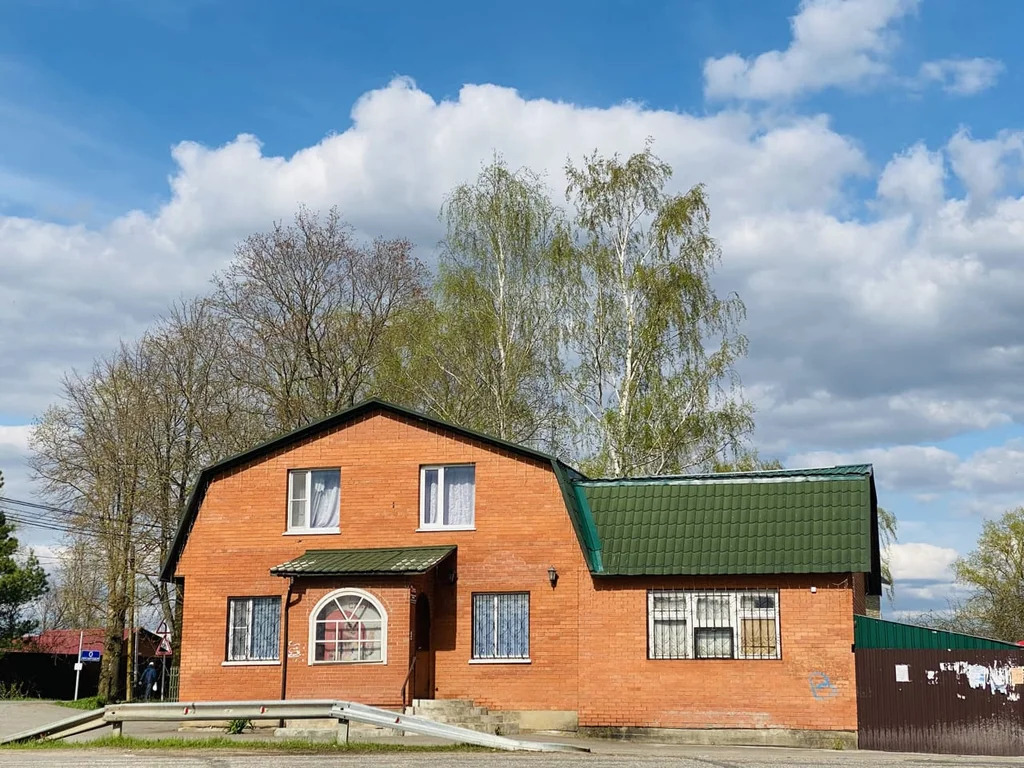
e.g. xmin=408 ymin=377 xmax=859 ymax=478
xmin=2 ymin=745 xmax=1023 ymax=767
xmin=0 ymin=703 xmax=1020 ymax=768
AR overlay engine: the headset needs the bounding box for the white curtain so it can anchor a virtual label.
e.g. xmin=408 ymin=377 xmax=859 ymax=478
xmin=310 ymin=470 xmax=340 ymax=528
xmin=423 ymin=469 xmax=439 ymax=524
xmin=652 ymin=618 xmax=687 ymax=659
xmin=443 ymin=466 xmax=475 ymax=526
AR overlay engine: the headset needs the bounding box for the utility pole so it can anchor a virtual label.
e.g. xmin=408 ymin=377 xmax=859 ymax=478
xmin=125 ymin=544 xmax=136 ymax=701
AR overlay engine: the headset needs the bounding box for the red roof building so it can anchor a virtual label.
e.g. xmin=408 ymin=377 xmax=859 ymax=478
xmin=16 ymin=628 xmax=163 ymax=657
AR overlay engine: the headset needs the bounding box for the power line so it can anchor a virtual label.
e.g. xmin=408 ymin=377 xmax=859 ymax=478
xmin=0 ymin=496 xmax=168 ymax=533
xmin=1 ymin=508 xmax=125 ymax=540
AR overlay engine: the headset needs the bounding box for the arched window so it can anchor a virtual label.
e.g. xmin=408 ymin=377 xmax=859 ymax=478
xmin=310 ymin=589 xmax=387 ymax=664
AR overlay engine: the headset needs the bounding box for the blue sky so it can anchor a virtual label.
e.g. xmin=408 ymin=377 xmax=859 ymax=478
xmin=4 ymin=0 xmax=1023 ymax=221
xmin=2 ymin=0 xmax=1024 ymax=618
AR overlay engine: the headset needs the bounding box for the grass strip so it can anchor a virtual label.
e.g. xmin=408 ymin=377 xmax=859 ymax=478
xmin=2 ymin=735 xmax=488 ymax=753
xmin=54 ymin=697 xmax=104 ymax=711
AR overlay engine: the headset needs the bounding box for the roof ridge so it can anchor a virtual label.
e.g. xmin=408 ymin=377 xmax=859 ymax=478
xmin=579 ymin=464 xmax=873 ymax=486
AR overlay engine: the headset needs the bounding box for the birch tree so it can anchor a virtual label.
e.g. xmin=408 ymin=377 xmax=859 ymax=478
xmin=400 ymin=158 xmax=563 ymax=445
xmin=557 ymin=144 xmax=752 ymax=476
xmin=949 ymin=508 xmax=1024 ymax=641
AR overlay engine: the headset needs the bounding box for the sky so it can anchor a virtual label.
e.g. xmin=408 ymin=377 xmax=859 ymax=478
xmin=2 ymin=0 xmax=1023 ymax=620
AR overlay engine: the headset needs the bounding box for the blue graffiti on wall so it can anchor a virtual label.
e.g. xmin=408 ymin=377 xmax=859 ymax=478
xmin=808 ymin=671 xmax=838 ymax=700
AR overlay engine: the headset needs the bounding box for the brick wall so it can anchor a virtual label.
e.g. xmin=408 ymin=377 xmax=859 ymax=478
xmin=175 ymin=408 xmax=860 ymax=731
xmin=176 ymin=410 xmax=585 ymax=710
xmin=577 ymin=574 xmax=858 ymax=731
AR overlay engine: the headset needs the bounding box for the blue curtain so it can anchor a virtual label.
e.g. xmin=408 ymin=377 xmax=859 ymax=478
xmin=251 ymin=597 xmax=281 ymax=660
xmin=472 ymin=595 xmax=495 ymax=658
xmin=473 ymin=593 xmax=528 ymax=659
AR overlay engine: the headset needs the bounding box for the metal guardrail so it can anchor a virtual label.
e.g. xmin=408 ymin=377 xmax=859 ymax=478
xmin=0 ymin=699 xmax=588 ymax=753
xmin=334 ymin=701 xmax=588 ymax=753
xmin=106 ymin=699 xmax=338 ymax=721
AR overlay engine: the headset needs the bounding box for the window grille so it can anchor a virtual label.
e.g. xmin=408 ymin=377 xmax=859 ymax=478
xmin=227 ymin=597 xmax=281 ymax=661
xmin=472 ymin=592 xmax=529 ymax=659
xmin=648 ymin=589 xmax=780 ymax=660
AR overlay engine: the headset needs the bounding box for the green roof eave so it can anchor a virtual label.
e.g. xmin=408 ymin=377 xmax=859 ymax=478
xmin=271 ymin=545 xmax=457 ymax=577
xmin=551 ymin=460 xmax=602 ymax=573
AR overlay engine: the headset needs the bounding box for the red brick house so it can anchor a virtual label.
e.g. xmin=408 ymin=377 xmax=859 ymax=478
xmin=161 ymin=399 xmax=881 ymax=745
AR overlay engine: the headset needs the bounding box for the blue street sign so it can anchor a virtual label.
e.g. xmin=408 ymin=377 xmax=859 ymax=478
xmin=80 ymin=650 xmax=101 ymax=662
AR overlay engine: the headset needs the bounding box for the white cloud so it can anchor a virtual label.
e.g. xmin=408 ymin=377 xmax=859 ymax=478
xmin=0 ymin=425 xmax=32 ymax=455
xmin=918 ymin=57 xmax=1004 ymax=96
xmin=886 ymin=542 xmax=958 ymax=581
xmin=0 ymin=425 xmax=33 ymax=503
xmin=1 ymin=76 xmax=1023 ymax=471
xmin=703 ymin=0 xmax=917 ymax=101
xmin=788 ymin=445 xmax=959 ymax=492
xmin=0 ymin=78 xmax=870 ymax=423
xmin=946 ymin=129 xmax=1024 ymax=209
xmin=954 ymin=439 xmax=1024 ymax=494
xmin=789 ymin=435 xmax=1024 ymax=501
xmin=877 ymin=143 xmax=946 ymax=213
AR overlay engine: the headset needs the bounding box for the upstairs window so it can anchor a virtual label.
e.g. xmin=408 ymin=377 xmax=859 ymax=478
xmin=420 ymin=465 xmax=475 ymax=529
xmin=648 ymin=589 xmax=780 ymax=660
xmin=288 ymin=469 xmax=340 ymax=532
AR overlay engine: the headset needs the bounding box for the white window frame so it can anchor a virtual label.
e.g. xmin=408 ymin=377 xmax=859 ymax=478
xmin=647 ymin=589 xmax=781 ymax=660
xmin=308 ymin=588 xmax=388 ymax=666
xmin=226 ymin=596 xmax=281 ymax=664
xmin=286 ymin=468 xmax=341 ymax=534
xmin=418 ymin=464 xmax=476 ymax=531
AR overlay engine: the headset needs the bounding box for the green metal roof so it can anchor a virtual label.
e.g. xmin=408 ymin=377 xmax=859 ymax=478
xmin=271 ymin=545 xmax=456 ymax=577
xmin=578 ymin=468 xmax=874 ymax=576
xmin=854 ymin=615 xmax=1022 ymax=650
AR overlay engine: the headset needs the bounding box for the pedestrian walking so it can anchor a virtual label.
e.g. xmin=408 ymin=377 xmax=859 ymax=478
xmin=139 ymin=661 xmax=158 ymax=701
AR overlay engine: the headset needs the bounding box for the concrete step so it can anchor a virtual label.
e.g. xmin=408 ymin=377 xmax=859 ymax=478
xmin=409 ymin=706 xmax=487 ymax=717
xmin=412 ymin=698 xmax=474 ymax=708
xmin=405 ymin=698 xmax=519 ymax=736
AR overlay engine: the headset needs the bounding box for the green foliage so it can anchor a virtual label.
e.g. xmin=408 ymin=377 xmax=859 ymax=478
xmin=56 ymin=696 xmax=105 ymax=710
xmin=0 ymin=509 xmax=49 ymax=645
xmin=0 ymin=680 xmax=35 ymax=699
xmin=227 ymin=718 xmax=252 ymax=734
xmin=393 ymin=156 xmax=565 ymax=447
xmin=950 ymin=507 xmax=1024 ymax=642
xmin=712 ymin=452 xmax=784 ymax=472
xmin=877 ymin=505 xmax=898 ymax=600
xmin=556 ymin=142 xmax=752 ymax=476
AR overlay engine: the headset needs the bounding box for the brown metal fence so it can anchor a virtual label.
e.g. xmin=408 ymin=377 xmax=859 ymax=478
xmin=856 ymin=648 xmax=1024 ymax=755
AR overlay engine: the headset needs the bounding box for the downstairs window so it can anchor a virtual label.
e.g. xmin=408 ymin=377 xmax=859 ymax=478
xmin=648 ymin=589 xmax=780 ymax=660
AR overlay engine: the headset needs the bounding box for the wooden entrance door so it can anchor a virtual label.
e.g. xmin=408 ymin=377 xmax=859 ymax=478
xmin=413 ymin=595 xmax=434 ymax=700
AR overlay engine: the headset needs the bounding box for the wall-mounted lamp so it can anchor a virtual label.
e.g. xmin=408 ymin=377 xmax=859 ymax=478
xmin=547 ymin=565 xmax=559 ymax=588
xmin=448 ymin=569 xmax=458 ymax=585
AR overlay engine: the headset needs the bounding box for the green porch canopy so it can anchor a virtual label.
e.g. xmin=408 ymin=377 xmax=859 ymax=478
xmin=271 ymin=545 xmax=456 ymax=577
